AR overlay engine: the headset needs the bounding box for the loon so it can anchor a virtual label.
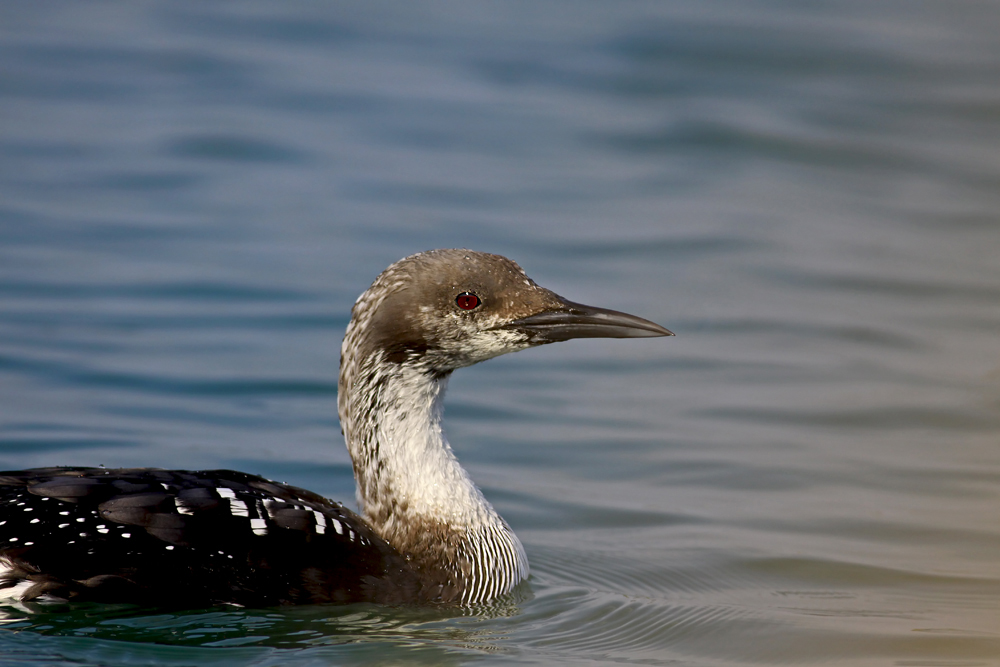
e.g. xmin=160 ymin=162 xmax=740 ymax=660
xmin=0 ymin=249 xmax=672 ymax=607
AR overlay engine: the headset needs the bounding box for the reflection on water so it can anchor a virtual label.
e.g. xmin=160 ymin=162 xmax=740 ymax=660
xmin=1 ymin=1 xmax=999 ymax=665
xmin=0 ymin=596 xmax=526 ymax=654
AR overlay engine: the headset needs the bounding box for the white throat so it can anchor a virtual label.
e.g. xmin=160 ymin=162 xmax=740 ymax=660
xmin=339 ymin=352 xmax=528 ymax=603
xmin=355 ymin=362 xmax=492 ymax=528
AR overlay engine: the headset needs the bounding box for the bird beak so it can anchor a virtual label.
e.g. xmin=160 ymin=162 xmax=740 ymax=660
xmin=500 ymin=297 xmax=674 ymax=343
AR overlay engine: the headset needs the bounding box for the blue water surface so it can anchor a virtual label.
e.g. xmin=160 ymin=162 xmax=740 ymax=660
xmin=1 ymin=1 xmax=999 ymax=665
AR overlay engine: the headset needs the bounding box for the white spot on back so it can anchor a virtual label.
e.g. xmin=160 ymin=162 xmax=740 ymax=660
xmin=174 ymin=498 xmax=196 ymax=516
xmin=217 ymin=488 xmax=236 ymax=500
xmin=250 ymin=518 xmax=267 ymax=536
xmin=312 ymin=511 xmax=326 ymax=535
xmin=229 ymin=500 xmax=249 ymax=517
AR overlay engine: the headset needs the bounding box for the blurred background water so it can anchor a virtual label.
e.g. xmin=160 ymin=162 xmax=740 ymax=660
xmin=1 ymin=1 xmax=999 ymax=665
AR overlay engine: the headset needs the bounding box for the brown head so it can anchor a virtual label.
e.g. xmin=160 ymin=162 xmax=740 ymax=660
xmin=340 ymin=249 xmax=672 ymax=379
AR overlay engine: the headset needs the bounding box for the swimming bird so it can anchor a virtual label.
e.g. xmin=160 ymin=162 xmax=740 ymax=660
xmin=0 ymin=249 xmax=672 ymax=607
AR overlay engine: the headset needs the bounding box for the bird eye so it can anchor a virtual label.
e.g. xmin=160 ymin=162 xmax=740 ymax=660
xmin=455 ymin=292 xmax=480 ymax=310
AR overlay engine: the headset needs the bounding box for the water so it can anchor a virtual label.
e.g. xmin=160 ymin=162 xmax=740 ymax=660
xmin=1 ymin=1 xmax=999 ymax=664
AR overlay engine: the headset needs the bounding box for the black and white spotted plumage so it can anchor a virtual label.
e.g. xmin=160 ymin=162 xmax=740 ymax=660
xmin=0 ymin=467 xmax=419 ymax=606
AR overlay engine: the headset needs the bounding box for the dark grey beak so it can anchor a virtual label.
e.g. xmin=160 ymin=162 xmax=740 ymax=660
xmin=501 ymin=297 xmax=673 ymax=343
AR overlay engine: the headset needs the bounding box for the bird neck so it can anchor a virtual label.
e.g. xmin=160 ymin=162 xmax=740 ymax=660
xmin=338 ymin=350 xmax=528 ymax=603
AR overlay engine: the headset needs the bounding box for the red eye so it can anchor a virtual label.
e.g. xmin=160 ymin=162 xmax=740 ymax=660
xmin=456 ymin=292 xmax=480 ymax=310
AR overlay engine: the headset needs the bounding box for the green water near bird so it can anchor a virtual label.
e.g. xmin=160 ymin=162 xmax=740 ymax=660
xmin=0 ymin=1 xmax=998 ymax=664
